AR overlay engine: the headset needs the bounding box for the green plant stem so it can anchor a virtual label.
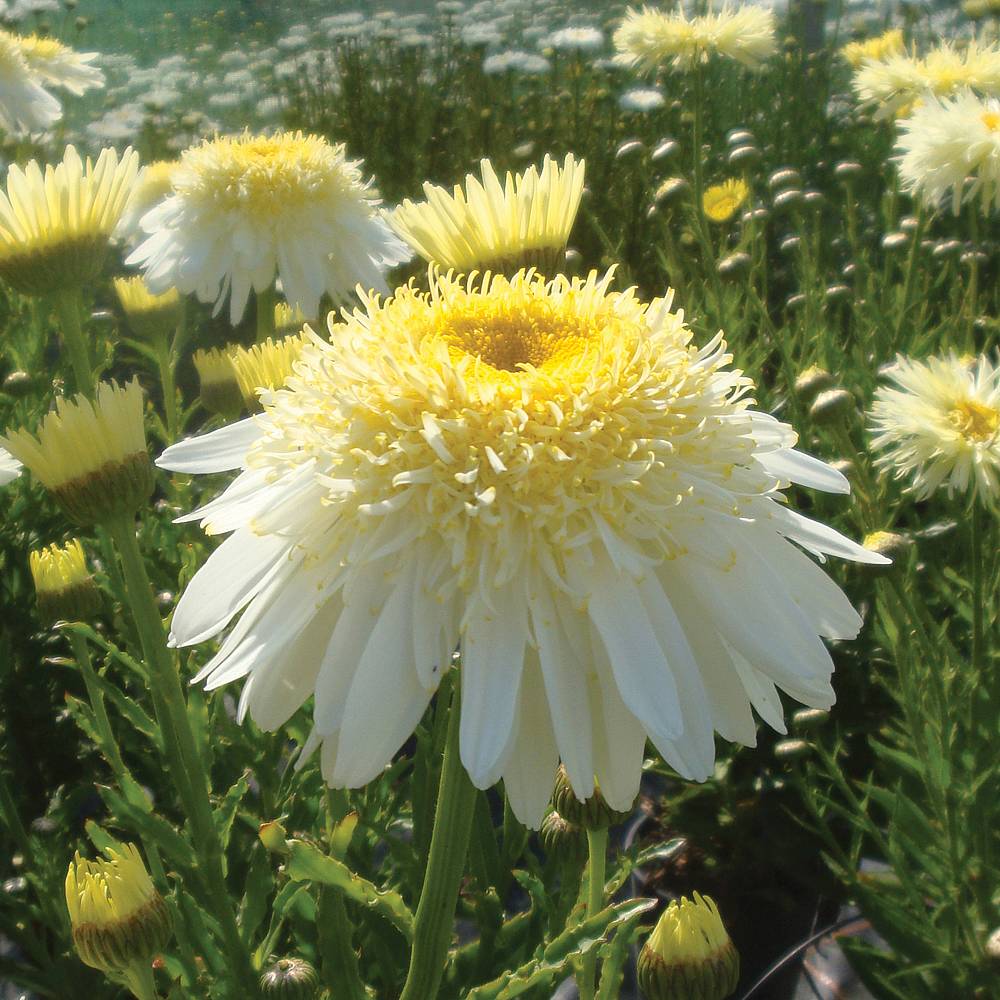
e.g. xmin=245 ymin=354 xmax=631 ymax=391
xmin=106 ymin=514 xmax=258 ymax=997
xmin=965 ymin=208 xmax=980 ymax=352
xmin=399 ymin=675 xmax=476 ymax=1000
xmin=121 ymin=962 xmax=158 ymax=1000
xmin=970 ymin=501 xmax=984 ymax=676
xmin=255 ymin=286 xmax=276 ymax=343
xmin=155 ymin=344 xmax=180 ymax=444
xmin=892 ymin=202 xmax=925 ymax=349
xmin=54 ymin=286 xmax=93 ymax=398
xmin=577 ymin=827 xmax=609 ymax=1000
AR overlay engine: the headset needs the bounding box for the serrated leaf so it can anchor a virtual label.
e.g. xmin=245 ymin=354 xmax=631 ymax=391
xmin=215 ymin=771 xmax=250 ymax=860
xmin=284 ymin=838 xmax=414 ymax=942
xmin=462 ymin=897 xmax=654 ymax=1000
xmin=237 ymin=845 xmax=274 ymax=947
xmin=596 ymin=907 xmax=647 ymax=1000
xmin=96 ymin=785 xmax=192 ymax=870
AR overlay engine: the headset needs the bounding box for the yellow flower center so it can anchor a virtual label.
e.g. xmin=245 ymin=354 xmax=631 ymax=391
xmin=949 ymin=398 xmax=1000 ymax=442
xmin=180 ymin=131 xmax=361 ymax=218
xmin=982 ymin=111 xmax=1000 ymax=131
xmin=439 ymin=300 xmax=596 ymax=375
xmin=19 ymin=35 xmax=66 ymax=60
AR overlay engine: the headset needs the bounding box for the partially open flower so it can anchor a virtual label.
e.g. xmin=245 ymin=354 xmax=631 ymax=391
xmin=638 ymin=893 xmax=739 ymax=1000
xmin=114 ymin=275 xmax=182 ymax=343
xmin=64 ymin=845 xmax=171 ymax=979
xmin=840 ymin=29 xmax=904 ymax=69
xmin=0 ymin=29 xmax=61 ymax=133
xmin=30 ymin=538 xmax=101 ymax=624
xmin=230 ymin=333 xmax=307 ymax=411
xmin=388 ymin=154 xmax=584 ymax=277
xmin=0 ymin=145 xmax=140 ymax=296
xmin=1 ymin=380 xmax=152 ymax=526
xmin=702 ymin=179 xmax=749 ymax=223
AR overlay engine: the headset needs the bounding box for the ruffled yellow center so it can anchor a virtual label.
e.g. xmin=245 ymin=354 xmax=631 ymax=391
xmin=18 ymin=35 xmax=66 ymax=61
xmin=949 ymin=398 xmax=1000 ymax=441
xmin=180 ymin=131 xmax=359 ymax=218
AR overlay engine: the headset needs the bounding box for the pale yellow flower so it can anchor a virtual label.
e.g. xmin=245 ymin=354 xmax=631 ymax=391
xmin=702 ymin=178 xmax=748 ymax=222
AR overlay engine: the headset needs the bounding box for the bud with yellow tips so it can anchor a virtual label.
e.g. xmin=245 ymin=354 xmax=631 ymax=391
xmin=229 ymin=333 xmax=307 ymax=411
xmin=637 ymin=892 xmax=739 ymax=1000
xmin=30 ymin=539 xmax=101 ymax=624
xmin=193 ymin=347 xmax=242 ymax=420
xmin=65 ymin=845 xmax=171 ymax=999
xmin=114 ymin=275 xmax=182 ymax=344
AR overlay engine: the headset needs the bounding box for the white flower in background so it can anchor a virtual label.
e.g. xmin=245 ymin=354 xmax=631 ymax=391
xmin=0 ymin=447 xmax=20 ymax=485
xmin=870 ymin=353 xmax=1000 ymax=500
xmin=896 ymin=92 xmax=1000 ymax=214
xmin=620 ymin=86 xmax=666 ymax=112
xmin=127 ymin=130 xmax=411 ymax=325
xmin=17 ymin=33 xmax=103 ymax=96
xmin=546 ymin=27 xmax=605 ymax=52
xmin=0 ymin=29 xmax=59 ymax=133
xmin=160 ymin=268 xmax=884 ymax=827
xmin=483 ymin=50 xmax=550 ymax=75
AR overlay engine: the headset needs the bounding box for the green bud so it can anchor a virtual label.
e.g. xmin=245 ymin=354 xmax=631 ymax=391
xmin=259 ymin=958 xmax=321 ymax=999
xmin=551 ymin=764 xmax=634 ymax=830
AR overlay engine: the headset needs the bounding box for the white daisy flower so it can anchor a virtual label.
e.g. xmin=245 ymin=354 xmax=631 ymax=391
xmin=16 ymin=33 xmax=103 ymax=96
xmin=0 ymin=29 xmax=59 ymax=133
xmin=127 ymin=131 xmax=411 ymax=326
xmin=870 ymin=353 xmax=1000 ymax=500
xmin=160 ymin=269 xmax=885 ymax=828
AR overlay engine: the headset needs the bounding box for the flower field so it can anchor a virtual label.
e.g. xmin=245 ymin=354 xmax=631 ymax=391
xmin=0 ymin=1 xmax=997 ymax=999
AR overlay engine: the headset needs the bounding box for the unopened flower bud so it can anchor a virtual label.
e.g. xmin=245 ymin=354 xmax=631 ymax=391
xmin=551 ymin=764 xmax=634 ymax=830
xmin=768 ymin=168 xmax=801 ymax=192
xmin=655 ymin=177 xmax=690 ymax=206
xmin=30 ymin=539 xmax=101 ymax=624
xmin=810 ymin=388 xmax=856 ymax=426
xmin=637 ymin=892 xmax=739 ymax=1000
xmin=1 ymin=381 xmax=153 ymax=526
xmin=193 ymin=348 xmax=243 ymax=420
xmin=717 ymin=252 xmax=751 ymax=279
xmin=862 ymin=530 xmax=910 ymax=566
xmin=985 ymin=925 xmax=1000 ymax=965
xmin=539 ymin=809 xmax=587 ymax=862
xmin=774 ymin=738 xmax=811 ymax=759
xmin=3 ymin=370 xmax=34 ymax=397
xmin=65 ymin=845 xmax=171 ymax=979
xmin=259 ymin=958 xmax=320 ymax=999
xmin=651 ymin=139 xmax=680 ymax=161
xmin=114 ymin=276 xmax=182 ymax=344
xmin=791 ymin=707 xmax=829 ymax=729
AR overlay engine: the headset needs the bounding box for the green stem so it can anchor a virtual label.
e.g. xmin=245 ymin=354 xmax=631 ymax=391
xmin=156 ymin=344 xmax=180 ymax=444
xmin=54 ymin=286 xmax=93 ymax=398
xmin=966 ymin=208 xmax=980 ymax=352
xmin=971 ymin=501 xmax=984 ymax=676
xmin=106 ymin=515 xmax=258 ymax=997
xmin=577 ymin=827 xmax=609 ymax=1000
xmin=255 ymin=285 xmax=276 ymax=344
xmin=892 ymin=202 xmax=925 ymax=349
xmin=121 ymin=962 xmax=158 ymax=1000
xmin=399 ymin=674 xmax=476 ymax=1000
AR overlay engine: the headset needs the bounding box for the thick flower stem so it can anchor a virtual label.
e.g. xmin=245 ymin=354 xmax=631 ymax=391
xmin=54 ymin=286 xmax=93 ymax=399
xmin=106 ymin=514 xmax=258 ymax=997
xmin=255 ymin=285 xmax=276 ymax=343
xmin=121 ymin=963 xmax=159 ymax=1000
xmin=577 ymin=827 xmax=609 ymax=1000
xmin=399 ymin=675 xmax=476 ymax=1000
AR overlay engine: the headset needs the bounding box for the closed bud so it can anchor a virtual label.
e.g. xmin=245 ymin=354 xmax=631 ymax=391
xmin=539 ymin=809 xmax=587 ymax=862
xmin=985 ymin=926 xmax=1000 ymax=964
xmin=3 ymin=370 xmax=35 ymax=397
xmin=809 ymin=388 xmax=856 ymax=426
xmin=717 ymin=252 xmax=751 ymax=279
xmin=655 ymin=177 xmax=690 ymax=206
xmin=651 ymin=139 xmax=680 ymax=161
xmin=637 ymin=892 xmax=739 ymax=1000
xmin=114 ymin=276 xmax=182 ymax=344
xmin=862 ymin=530 xmax=910 ymax=567
xmin=193 ymin=348 xmax=243 ymax=420
xmin=768 ymin=168 xmax=801 ymax=192
xmin=259 ymin=958 xmax=320 ymax=999
xmin=727 ymin=144 xmax=760 ymax=168
xmin=774 ymin=738 xmax=811 ymax=760
xmin=551 ymin=764 xmax=634 ymax=830
xmin=30 ymin=539 xmax=101 ymax=624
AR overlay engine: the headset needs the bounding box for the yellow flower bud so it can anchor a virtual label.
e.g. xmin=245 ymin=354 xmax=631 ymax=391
xmin=65 ymin=845 xmax=171 ymax=979
xmin=114 ymin=276 xmax=182 ymax=343
xmin=229 ymin=333 xmax=307 ymax=411
xmin=1 ymin=380 xmax=153 ymax=526
xmin=637 ymin=893 xmax=739 ymax=1000
xmin=29 ymin=539 xmax=101 ymax=624
xmin=193 ymin=348 xmax=242 ymax=420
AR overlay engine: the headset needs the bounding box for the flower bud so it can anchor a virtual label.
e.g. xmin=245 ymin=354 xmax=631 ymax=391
xmin=114 ymin=276 xmax=182 ymax=344
xmin=809 ymin=388 xmax=856 ymax=426
xmin=65 ymin=845 xmax=171 ymax=978
xmin=717 ymin=252 xmax=751 ymax=279
xmin=30 ymin=539 xmax=101 ymax=624
xmin=654 ymin=177 xmax=690 ymax=206
xmin=768 ymin=168 xmax=801 ymax=192
xmin=637 ymin=892 xmax=739 ymax=1000
xmin=539 ymin=809 xmax=587 ymax=863
xmin=862 ymin=530 xmax=910 ymax=568
xmin=1 ymin=381 xmax=153 ymax=526
xmin=230 ymin=334 xmax=307 ymax=411
xmin=193 ymin=348 xmax=243 ymax=420
xmin=551 ymin=764 xmax=634 ymax=830
xmin=259 ymin=958 xmax=320 ymax=999
xmin=794 ymin=366 xmax=834 ymax=402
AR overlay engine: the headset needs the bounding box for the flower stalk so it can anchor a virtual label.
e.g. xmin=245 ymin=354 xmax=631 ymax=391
xmin=54 ymin=286 xmax=93 ymax=399
xmin=577 ymin=826 xmax=609 ymax=1000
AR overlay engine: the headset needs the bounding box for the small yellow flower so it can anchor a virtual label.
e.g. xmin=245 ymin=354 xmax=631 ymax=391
xmin=114 ymin=276 xmax=182 ymax=343
xmin=0 ymin=145 xmax=140 ymax=296
xmin=702 ymin=179 xmax=749 ymax=223
xmin=65 ymin=845 xmax=171 ymax=981
xmin=30 ymin=539 xmax=101 ymax=623
xmin=230 ymin=333 xmax=307 ymax=410
xmin=637 ymin=892 xmax=740 ymax=1000
xmin=388 ymin=154 xmax=584 ymax=276
xmin=193 ymin=348 xmax=242 ymax=419
xmin=1 ymin=380 xmax=152 ymax=525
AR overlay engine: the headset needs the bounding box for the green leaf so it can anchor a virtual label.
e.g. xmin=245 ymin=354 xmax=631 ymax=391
xmin=96 ymin=785 xmax=193 ymax=870
xmin=596 ymin=907 xmax=647 ymax=1000
xmin=214 ymin=770 xmax=251 ymax=860
xmin=237 ymin=845 xmax=274 ymax=947
xmin=284 ymin=838 xmax=414 ymax=942
xmin=462 ymin=897 xmax=654 ymax=1000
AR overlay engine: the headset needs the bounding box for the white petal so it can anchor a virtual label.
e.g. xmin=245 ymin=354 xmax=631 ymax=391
xmin=757 ymin=448 xmax=850 ymax=495
xmin=769 ymin=504 xmax=891 ymax=565
xmin=157 ymin=417 xmax=264 ymax=474
xmin=170 ymin=529 xmax=292 ymax=646
xmin=459 ymin=583 xmax=528 ymax=788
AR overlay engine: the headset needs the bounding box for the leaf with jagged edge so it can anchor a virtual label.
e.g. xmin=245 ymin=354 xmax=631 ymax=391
xmin=284 ymin=838 xmax=414 ymax=942
xmin=595 ymin=906 xmax=648 ymax=1000
xmin=462 ymin=897 xmax=654 ymax=1000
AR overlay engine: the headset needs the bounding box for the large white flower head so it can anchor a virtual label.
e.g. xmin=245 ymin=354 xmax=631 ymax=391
xmin=870 ymin=353 xmax=1000 ymax=501
xmin=854 ymin=40 xmax=1000 ymax=119
xmin=896 ymin=92 xmax=1000 ymax=214
xmin=16 ymin=33 xmax=103 ymax=96
xmin=127 ymin=130 xmax=411 ymax=325
xmin=160 ymin=268 xmax=885 ymax=827
xmin=613 ymin=4 xmax=777 ymax=74
xmin=0 ymin=29 xmax=59 ymax=133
